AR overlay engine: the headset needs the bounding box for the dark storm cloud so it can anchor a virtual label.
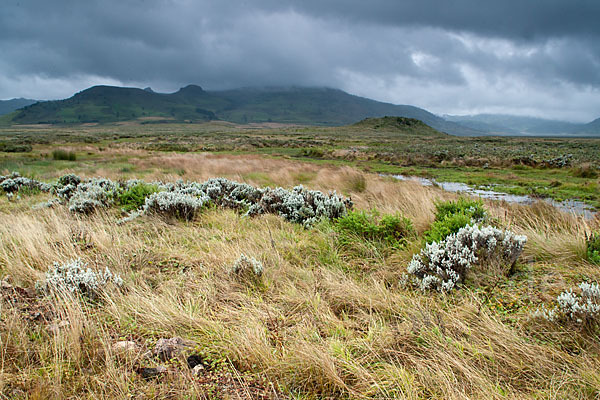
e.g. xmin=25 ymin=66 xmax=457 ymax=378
xmin=1 ymin=0 xmax=599 ymax=121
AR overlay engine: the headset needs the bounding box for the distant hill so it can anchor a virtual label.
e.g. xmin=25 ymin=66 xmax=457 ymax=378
xmin=579 ymin=117 xmax=600 ymax=134
xmin=3 ymin=85 xmax=482 ymax=136
xmin=0 ymin=98 xmax=37 ymax=116
xmin=445 ymin=113 xmax=600 ymax=136
xmin=353 ymin=116 xmax=446 ymax=137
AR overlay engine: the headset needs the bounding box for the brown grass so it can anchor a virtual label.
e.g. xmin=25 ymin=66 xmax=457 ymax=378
xmin=1 ymin=154 xmax=599 ymax=399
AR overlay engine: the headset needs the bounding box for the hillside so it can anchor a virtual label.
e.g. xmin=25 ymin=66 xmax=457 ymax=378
xmin=0 ymin=98 xmax=37 ymax=116
xmin=352 ymin=116 xmax=446 ymax=137
xmin=4 ymin=85 xmax=482 ymax=136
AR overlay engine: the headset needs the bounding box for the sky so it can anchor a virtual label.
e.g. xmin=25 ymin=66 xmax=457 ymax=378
xmin=1 ymin=0 xmax=599 ymax=122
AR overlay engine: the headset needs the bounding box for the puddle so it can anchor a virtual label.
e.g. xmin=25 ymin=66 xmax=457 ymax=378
xmin=389 ymin=174 xmax=597 ymax=219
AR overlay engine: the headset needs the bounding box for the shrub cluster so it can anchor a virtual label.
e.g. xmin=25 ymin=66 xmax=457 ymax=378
xmin=407 ymin=224 xmax=527 ymax=291
xmin=0 ymin=142 xmax=32 ymax=153
xmin=536 ymin=282 xmax=600 ymax=329
xmin=0 ymin=172 xmax=51 ymax=194
xmin=25 ymin=173 xmax=352 ymax=227
xmin=67 ymin=178 xmax=119 ymax=214
xmin=424 ymin=198 xmax=488 ymax=243
xmin=586 ymin=232 xmax=600 ymax=265
xmin=335 ymin=210 xmax=414 ymax=248
xmin=37 ymin=258 xmax=123 ymax=299
xmin=143 ymin=191 xmax=208 ymax=220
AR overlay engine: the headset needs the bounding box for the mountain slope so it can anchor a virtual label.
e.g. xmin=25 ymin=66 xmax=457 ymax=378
xmin=578 ymin=117 xmax=600 ymax=134
xmin=445 ymin=113 xmax=600 ymax=136
xmin=5 ymin=85 xmax=482 ymax=136
xmin=0 ymin=98 xmax=37 ymax=116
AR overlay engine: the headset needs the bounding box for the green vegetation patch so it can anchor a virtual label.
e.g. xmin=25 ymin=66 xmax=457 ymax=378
xmin=587 ymin=232 xmax=600 ymax=265
xmin=424 ymin=198 xmax=488 ymax=243
xmin=335 ymin=209 xmax=415 ymax=248
xmin=117 ymin=182 xmax=160 ymax=211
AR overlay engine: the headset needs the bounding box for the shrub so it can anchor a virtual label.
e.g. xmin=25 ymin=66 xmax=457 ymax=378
xmin=37 ymin=258 xmax=123 ymax=299
xmin=0 ymin=142 xmax=32 ymax=153
xmin=587 ymin=232 xmax=600 ymax=265
xmin=335 ymin=210 xmax=414 ymax=248
xmin=424 ymin=198 xmax=488 ymax=243
xmin=52 ymin=149 xmax=77 ymax=161
xmin=68 ymin=178 xmax=118 ymax=213
xmin=246 ymin=185 xmax=352 ymax=227
xmin=536 ymin=282 xmax=600 ymax=329
xmin=0 ymin=172 xmax=51 ymax=194
xmin=143 ymin=191 xmax=208 ymax=220
xmin=407 ymin=224 xmax=527 ymax=291
xmin=231 ymin=254 xmax=264 ymax=282
xmin=118 ymin=182 xmax=159 ymax=211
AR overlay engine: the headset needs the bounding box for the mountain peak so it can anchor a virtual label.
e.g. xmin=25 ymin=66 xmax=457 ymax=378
xmin=177 ymin=84 xmax=204 ymax=94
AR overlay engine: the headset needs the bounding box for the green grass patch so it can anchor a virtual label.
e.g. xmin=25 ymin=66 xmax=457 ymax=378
xmin=335 ymin=210 xmax=415 ymax=249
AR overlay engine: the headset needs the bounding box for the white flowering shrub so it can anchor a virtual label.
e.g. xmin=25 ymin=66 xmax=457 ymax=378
xmin=535 ymin=282 xmax=600 ymax=329
xmin=0 ymin=172 xmax=51 ymax=193
xmin=231 ymin=254 xmax=264 ymax=282
xmin=407 ymin=224 xmax=527 ymax=291
xmin=143 ymin=191 xmax=209 ymax=220
xmin=247 ymin=185 xmax=352 ymax=227
xmin=68 ymin=179 xmax=119 ymax=213
xmin=18 ymin=173 xmax=352 ymax=227
xmin=37 ymin=258 xmax=123 ymax=299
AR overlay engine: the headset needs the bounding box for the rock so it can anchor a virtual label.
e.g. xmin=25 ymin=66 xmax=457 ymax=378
xmin=192 ymin=364 xmax=205 ymax=376
xmin=154 ymin=337 xmax=187 ymax=361
xmin=138 ymin=365 xmax=167 ymax=380
xmin=112 ymin=341 xmax=139 ymax=357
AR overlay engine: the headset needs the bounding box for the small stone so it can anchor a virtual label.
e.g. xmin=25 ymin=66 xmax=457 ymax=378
xmin=192 ymin=364 xmax=205 ymax=376
xmin=138 ymin=365 xmax=167 ymax=379
xmin=154 ymin=337 xmax=187 ymax=361
xmin=112 ymin=341 xmax=139 ymax=356
xmin=1 ymin=280 xmax=12 ymax=289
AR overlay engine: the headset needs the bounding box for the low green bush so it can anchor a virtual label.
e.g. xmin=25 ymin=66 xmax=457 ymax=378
xmin=335 ymin=210 xmax=414 ymax=248
xmin=424 ymin=198 xmax=487 ymax=243
xmin=52 ymin=149 xmax=77 ymax=161
xmin=118 ymin=183 xmax=159 ymax=211
xmin=0 ymin=142 xmax=32 ymax=153
xmin=587 ymin=232 xmax=600 ymax=265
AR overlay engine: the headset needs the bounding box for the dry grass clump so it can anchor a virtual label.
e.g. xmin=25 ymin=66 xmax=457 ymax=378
xmin=1 ymin=156 xmax=600 ymax=399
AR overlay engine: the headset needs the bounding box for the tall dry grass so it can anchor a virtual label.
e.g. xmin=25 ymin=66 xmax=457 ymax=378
xmin=1 ymin=155 xmax=599 ymax=399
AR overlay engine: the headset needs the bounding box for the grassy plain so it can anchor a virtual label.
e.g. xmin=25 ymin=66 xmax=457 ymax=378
xmin=1 ymin=120 xmax=600 ymax=398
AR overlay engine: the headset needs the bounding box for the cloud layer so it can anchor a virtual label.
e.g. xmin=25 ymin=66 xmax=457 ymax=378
xmin=1 ymin=0 xmax=599 ymax=121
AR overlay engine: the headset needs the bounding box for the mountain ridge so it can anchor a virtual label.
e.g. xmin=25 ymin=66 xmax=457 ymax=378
xmin=1 ymin=85 xmax=482 ymax=136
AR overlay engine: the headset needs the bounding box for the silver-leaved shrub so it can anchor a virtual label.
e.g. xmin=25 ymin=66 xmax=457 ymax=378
xmin=535 ymin=282 xmax=600 ymax=328
xmin=0 ymin=172 xmax=51 ymax=193
xmin=143 ymin=191 xmax=209 ymax=220
xmin=407 ymin=224 xmax=527 ymax=291
xmin=231 ymin=254 xmax=264 ymax=282
xmin=37 ymin=258 xmax=123 ymax=299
